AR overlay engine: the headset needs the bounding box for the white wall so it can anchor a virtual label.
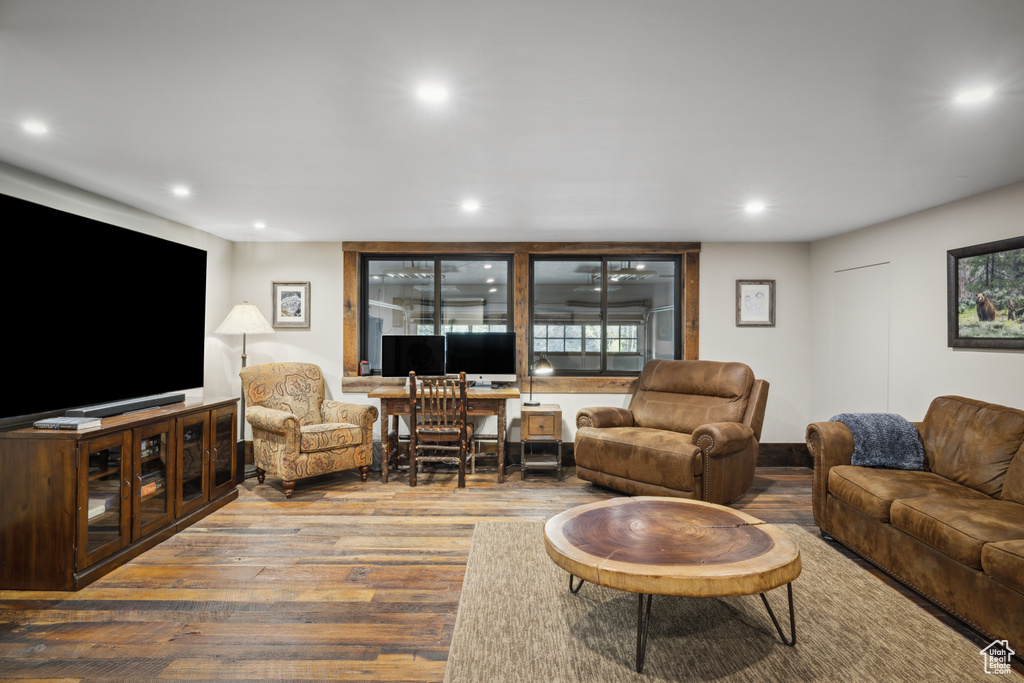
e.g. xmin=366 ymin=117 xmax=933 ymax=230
xmin=809 ymin=180 xmax=1024 ymax=424
xmin=0 ymin=162 xmax=237 ymax=401
xmin=698 ymin=243 xmax=813 ymax=442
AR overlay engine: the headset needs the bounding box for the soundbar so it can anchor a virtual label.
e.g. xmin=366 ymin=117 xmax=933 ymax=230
xmin=66 ymin=392 xmax=186 ymax=418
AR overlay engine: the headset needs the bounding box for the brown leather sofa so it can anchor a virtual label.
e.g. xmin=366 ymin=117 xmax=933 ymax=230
xmin=807 ymin=395 xmax=1024 ymax=652
xmin=574 ymin=359 xmax=769 ymax=504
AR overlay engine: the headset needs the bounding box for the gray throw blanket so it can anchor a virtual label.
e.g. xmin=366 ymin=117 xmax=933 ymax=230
xmin=829 ymin=412 xmax=925 ymax=470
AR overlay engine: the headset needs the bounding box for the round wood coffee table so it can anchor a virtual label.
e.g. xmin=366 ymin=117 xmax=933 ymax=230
xmin=543 ymin=496 xmax=801 ymax=672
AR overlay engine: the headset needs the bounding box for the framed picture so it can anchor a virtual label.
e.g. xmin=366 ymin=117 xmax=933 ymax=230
xmin=947 ymin=235 xmax=1024 ymax=349
xmin=736 ymin=280 xmax=775 ymax=327
xmin=272 ymin=281 xmax=310 ymax=329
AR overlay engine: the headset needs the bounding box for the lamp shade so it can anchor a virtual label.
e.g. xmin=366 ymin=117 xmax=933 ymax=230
xmin=533 ymin=354 xmax=554 ymax=375
xmin=215 ymin=301 xmax=275 ymax=336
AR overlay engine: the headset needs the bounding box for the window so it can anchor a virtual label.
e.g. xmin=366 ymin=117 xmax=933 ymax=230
xmin=362 ymin=255 xmax=513 ymax=373
xmin=343 ymin=242 xmax=698 ymax=394
xmin=530 ymin=257 xmax=681 ymax=375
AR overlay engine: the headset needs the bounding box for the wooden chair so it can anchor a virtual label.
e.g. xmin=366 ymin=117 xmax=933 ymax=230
xmin=408 ymin=371 xmax=472 ymax=487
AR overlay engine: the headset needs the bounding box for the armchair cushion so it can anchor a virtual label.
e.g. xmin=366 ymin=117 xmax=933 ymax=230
xmin=576 ymin=427 xmax=701 ymax=491
xmin=629 ymin=359 xmax=753 ymax=433
xmin=300 ymin=423 xmax=362 ymax=452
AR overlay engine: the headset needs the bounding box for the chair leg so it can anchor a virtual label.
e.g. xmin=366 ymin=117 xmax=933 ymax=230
xmin=458 ymin=443 xmax=466 ymax=488
xmin=282 ymin=480 xmax=296 ymax=498
xmin=409 ymin=434 xmax=418 ymax=487
xmin=359 ymin=465 xmax=369 ymax=482
xmin=255 ymin=467 xmax=266 ymax=484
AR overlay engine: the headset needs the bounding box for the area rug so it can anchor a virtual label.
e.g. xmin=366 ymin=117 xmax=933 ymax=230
xmin=444 ymin=521 xmax=995 ymax=682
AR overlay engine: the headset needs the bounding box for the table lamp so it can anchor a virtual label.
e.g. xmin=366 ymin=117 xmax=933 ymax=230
xmin=215 ymin=301 xmax=275 ymax=466
xmin=523 ymin=354 xmax=553 ymax=407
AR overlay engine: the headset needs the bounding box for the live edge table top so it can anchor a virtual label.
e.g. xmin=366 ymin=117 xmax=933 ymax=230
xmin=543 ymin=496 xmax=802 ymax=598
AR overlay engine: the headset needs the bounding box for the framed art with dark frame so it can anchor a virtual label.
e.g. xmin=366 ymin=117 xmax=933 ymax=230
xmin=947 ymin=236 xmax=1024 ymax=349
xmin=272 ymin=281 xmax=311 ymax=329
xmin=736 ymin=280 xmax=775 ymax=327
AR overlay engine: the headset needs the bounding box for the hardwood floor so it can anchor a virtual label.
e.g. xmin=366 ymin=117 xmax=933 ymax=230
xmin=0 ymin=466 xmax=1018 ymax=680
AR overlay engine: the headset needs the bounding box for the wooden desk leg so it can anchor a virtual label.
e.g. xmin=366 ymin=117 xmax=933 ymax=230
xmin=380 ymin=401 xmax=390 ymax=484
xmin=497 ymin=401 xmax=507 ymax=484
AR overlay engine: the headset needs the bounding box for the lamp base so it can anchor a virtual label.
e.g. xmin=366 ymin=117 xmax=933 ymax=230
xmin=522 ymin=400 xmax=541 ymax=406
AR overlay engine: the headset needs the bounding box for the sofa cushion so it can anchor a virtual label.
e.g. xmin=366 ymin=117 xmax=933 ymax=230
xmin=1001 ymin=448 xmax=1024 ymax=505
xmin=574 ymin=426 xmax=701 ymax=491
xmin=889 ymin=497 xmax=1024 ymax=569
xmin=981 ymin=540 xmax=1024 ymax=594
xmin=628 ymin=360 xmax=752 ymax=434
xmin=922 ymin=396 xmax=1024 ymax=497
xmin=827 ymin=466 xmax=990 ymax=523
xmin=300 ymin=423 xmax=362 ymax=452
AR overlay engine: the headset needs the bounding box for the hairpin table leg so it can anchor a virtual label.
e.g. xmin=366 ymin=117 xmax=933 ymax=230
xmin=636 ymin=593 xmax=653 ymax=673
xmin=569 ymin=574 xmax=585 ymax=594
xmin=759 ymin=582 xmax=796 ymax=646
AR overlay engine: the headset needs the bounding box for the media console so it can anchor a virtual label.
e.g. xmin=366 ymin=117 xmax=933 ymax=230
xmin=0 ymin=397 xmax=238 ymax=591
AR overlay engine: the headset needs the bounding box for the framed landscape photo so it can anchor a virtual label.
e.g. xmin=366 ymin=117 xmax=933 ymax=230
xmin=947 ymin=236 xmax=1024 ymax=349
xmin=736 ymin=280 xmax=775 ymax=327
xmin=272 ymin=281 xmax=310 ymax=329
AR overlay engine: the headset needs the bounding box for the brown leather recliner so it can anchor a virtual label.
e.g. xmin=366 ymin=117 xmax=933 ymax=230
xmin=574 ymin=359 xmax=769 ymax=504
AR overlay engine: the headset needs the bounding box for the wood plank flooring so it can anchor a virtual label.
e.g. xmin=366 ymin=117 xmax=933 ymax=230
xmin=0 ymin=466 xmax=1018 ymax=680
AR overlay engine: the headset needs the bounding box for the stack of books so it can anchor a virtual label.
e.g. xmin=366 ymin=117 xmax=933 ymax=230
xmin=33 ymin=416 xmax=102 ymax=431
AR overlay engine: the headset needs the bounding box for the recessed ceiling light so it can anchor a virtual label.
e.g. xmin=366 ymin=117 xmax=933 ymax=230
xmin=486 ymin=278 xmax=495 ymax=283
xmin=417 ymin=82 xmax=449 ymax=105
xmin=254 ymin=221 xmax=266 ymax=229
xmin=489 ymin=288 xmax=497 ymax=293
xmin=172 ymin=185 xmax=191 ymax=197
xmin=483 ymin=264 xmax=492 ymax=269
xmin=745 ymin=200 xmax=766 ymax=214
xmin=461 ymin=198 xmax=481 ymax=213
xmin=954 ymin=86 xmax=994 ymax=105
xmin=21 ymin=120 xmax=48 ymax=135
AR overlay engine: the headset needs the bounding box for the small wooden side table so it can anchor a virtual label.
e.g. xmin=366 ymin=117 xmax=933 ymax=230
xmin=520 ymin=404 xmax=563 ymax=480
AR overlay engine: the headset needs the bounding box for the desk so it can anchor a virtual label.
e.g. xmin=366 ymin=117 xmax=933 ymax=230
xmin=368 ymin=385 xmax=520 ymax=484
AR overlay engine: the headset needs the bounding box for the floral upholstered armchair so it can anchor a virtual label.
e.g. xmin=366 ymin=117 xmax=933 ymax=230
xmin=240 ymin=362 xmax=378 ymax=498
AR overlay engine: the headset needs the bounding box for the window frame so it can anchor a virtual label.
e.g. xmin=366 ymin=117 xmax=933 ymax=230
xmin=529 ymin=255 xmax=683 ymax=376
xmin=360 ymin=253 xmax=515 ymax=370
xmin=342 ymin=242 xmax=699 ymax=394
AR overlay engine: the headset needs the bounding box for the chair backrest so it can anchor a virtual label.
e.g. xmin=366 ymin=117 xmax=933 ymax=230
xmin=409 ymin=371 xmax=468 ymax=435
xmin=628 ymin=359 xmax=756 ymax=435
xmin=239 ymin=362 xmax=326 ymax=426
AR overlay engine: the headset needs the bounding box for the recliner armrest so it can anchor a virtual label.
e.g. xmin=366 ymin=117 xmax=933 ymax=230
xmin=805 ymin=421 xmax=855 ymax=530
xmin=323 ymin=400 xmax=379 ymax=430
xmin=246 ymin=405 xmax=299 ymax=435
xmin=577 ymin=406 xmax=634 ymax=429
xmin=692 ymin=422 xmax=754 ymax=457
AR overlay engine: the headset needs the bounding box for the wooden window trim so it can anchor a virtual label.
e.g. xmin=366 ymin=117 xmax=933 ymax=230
xmin=342 ymin=242 xmax=700 ymax=394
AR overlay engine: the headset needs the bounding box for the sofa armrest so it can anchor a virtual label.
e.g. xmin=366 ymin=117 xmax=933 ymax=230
xmin=576 ymin=406 xmax=634 ymax=429
xmin=805 ymin=421 xmax=855 ymax=530
xmin=245 ymin=405 xmax=298 ymax=435
xmin=323 ymin=400 xmax=379 ymax=431
xmin=692 ymin=422 xmax=754 ymax=458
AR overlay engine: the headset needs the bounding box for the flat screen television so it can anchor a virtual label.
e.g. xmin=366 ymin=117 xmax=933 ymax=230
xmin=381 ymin=334 xmax=446 ymax=377
xmin=445 ymin=332 xmax=517 ymax=385
xmin=0 ymin=192 xmax=208 ymax=427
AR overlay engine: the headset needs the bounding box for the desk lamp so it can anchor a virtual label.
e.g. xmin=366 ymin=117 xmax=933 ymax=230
xmin=523 ymin=354 xmax=553 ymax=407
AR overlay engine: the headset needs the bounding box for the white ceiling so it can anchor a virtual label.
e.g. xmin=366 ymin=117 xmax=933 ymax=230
xmin=2 ymin=0 xmax=1023 ymax=244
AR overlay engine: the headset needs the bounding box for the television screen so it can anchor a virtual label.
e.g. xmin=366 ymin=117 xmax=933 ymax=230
xmin=445 ymin=332 xmax=517 ymax=382
xmin=0 ymin=193 xmax=208 ymax=425
xmin=381 ymin=335 xmax=446 ymax=377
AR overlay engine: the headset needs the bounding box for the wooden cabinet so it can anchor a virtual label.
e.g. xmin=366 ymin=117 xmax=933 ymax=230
xmin=520 ymin=404 xmax=563 ymax=480
xmin=177 ymin=404 xmax=236 ymax=518
xmin=0 ymin=397 xmax=237 ymax=591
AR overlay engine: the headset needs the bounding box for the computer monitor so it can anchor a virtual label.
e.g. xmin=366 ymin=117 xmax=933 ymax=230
xmin=381 ymin=335 xmax=446 ymax=377
xmin=445 ymin=332 xmax=517 ymax=385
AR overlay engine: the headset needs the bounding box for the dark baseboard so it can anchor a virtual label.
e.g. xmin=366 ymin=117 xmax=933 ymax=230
xmin=758 ymin=442 xmax=813 ymax=468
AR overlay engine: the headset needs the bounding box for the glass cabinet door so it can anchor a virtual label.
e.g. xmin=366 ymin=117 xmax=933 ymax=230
xmin=177 ymin=412 xmax=210 ymax=517
xmin=210 ymin=405 xmax=237 ymax=497
xmin=135 ymin=420 xmax=174 ymax=537
xmin=79 ymin=432 xmax=131 ymax=569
